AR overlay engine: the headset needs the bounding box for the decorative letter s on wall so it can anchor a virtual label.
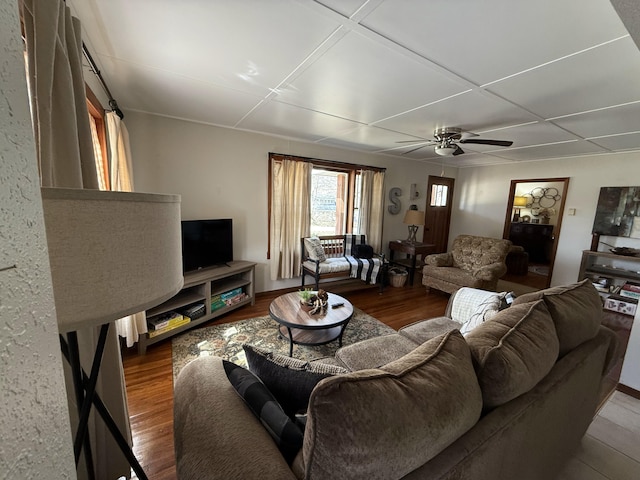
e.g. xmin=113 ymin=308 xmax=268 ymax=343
xmin=388 ymin=187 xmax=402 ymax=215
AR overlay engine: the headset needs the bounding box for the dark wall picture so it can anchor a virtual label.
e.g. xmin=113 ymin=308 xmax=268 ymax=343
xmin=592 ymin=186 xmax=640 ymax=238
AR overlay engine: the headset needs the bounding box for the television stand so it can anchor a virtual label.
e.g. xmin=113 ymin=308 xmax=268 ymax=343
xmin=137 ymin=260 xmax=256 ymax=354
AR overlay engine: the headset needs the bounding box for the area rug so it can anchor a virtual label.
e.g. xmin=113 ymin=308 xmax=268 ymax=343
xmin=172 ymin=308 xmax=396 ymax=379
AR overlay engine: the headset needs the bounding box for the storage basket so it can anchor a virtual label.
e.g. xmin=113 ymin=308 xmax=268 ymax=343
xmin=389 ymin=268 xmax=408 ymax=287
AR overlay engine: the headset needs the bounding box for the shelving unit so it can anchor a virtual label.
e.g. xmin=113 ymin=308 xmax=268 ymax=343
xmin=579 ymin=250 xmax=640 ymax=287
xmin=138 ymin=260 xmax=256 ymax=354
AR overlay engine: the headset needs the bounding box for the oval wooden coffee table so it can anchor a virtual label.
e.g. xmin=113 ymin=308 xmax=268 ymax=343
xmin=269 ymin=292 xmax=354 ymax=357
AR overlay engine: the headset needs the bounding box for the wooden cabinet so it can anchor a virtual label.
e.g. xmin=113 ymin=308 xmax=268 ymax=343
xmin=509 ymin=223 xmax=554 ymax=263
xmin=138 ymin=260 xmax=256 ymax=354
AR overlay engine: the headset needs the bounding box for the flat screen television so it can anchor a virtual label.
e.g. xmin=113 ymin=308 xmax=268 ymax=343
xmin=181 ymin=219 xmax=233 ymax=272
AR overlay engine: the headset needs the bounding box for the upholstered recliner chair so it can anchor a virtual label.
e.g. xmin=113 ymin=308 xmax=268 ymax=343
xmin=422 ymin=234 xmax=512 ymax=294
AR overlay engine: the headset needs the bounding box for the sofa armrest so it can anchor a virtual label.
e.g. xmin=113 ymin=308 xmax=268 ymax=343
xmin=425 ymin=252 xmax=453 ymax=267
xmin=471 ymin=262 xmax=508 ymax=281
xmin=174 ymin=356 xmax=297 ymax=480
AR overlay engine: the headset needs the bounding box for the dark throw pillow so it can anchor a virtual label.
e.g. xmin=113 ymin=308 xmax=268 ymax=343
xmin=222 ymin=359 xmax=303 ymax=464
xmin=352 ymin=244 xmax=374 ymax=259
xmin=243 ymin=344 xmax=348 ymax=418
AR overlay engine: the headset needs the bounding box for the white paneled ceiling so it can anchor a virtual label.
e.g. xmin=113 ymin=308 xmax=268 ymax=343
xmin=69 ymin=0 xmax=640 ymax=167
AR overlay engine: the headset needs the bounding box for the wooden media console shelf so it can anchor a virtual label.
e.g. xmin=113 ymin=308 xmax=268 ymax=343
xmin=138 ymin=260 xmax=256 ymax=354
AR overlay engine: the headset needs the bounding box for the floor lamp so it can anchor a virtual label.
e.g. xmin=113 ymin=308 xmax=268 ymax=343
xmin=41 ymin=187 xmax=183 ymax=480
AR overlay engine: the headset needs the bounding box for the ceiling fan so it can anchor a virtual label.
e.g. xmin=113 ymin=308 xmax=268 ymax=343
xmin=398 ymin=127 xmax=513 ymax=157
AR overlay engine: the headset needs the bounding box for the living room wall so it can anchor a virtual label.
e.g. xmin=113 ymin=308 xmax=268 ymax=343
xmin=125 ymin=110 xmax=454 ymax=293
xmin=452 ymin=152 xmax=640 ymax=286
xmin=1 ymin=0 xmax=76 ymax=475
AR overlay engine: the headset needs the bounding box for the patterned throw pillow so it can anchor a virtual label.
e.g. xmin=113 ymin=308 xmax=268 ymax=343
xmin=304 ymin=237 xmax=327 ymax=262
xmin=222 ymin=360 xmax=303 ymax=464
xmin=243 ymin=344 xmax=348 ymax=418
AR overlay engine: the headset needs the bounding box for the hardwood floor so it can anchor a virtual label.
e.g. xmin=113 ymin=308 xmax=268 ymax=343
xmin=122 ymin=281 xmax=447 ymax=480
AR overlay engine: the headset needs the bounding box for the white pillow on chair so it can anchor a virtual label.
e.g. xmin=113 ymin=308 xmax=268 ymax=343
xmin=304 ymin=237 xmax=327 ymax=262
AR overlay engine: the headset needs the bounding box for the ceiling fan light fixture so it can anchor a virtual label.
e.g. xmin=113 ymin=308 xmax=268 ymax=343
xmin=435 ymin=145 xmax=457 ymax=156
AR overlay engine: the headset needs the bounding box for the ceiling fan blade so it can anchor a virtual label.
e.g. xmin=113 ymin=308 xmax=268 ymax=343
xmin=452 ymin=145 xmax=465 ymax=156
xmin=402 ymin=144 xmax=428 ymax=155
xmin=459 ymin=138 xmax=513 ymax=147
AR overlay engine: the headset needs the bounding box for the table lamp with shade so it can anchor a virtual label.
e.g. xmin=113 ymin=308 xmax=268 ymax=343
xmin=512 ymin=196 xmax=528 ymax=222
xmin=41 ymin=187 xmax=183 ymax=480
xmin=403 ymin=209 xmax=425 ymax=243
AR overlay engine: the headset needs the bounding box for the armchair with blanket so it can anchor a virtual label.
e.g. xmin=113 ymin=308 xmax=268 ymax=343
xmin=422 ymin=234 xmax=512 ymax=294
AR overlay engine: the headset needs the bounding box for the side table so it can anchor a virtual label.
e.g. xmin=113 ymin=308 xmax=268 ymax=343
xmin=388 ymin=241 xmax=436 ymax=286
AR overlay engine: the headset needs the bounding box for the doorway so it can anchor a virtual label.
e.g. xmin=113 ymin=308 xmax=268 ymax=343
xmin=423 ymin=175 xmax=455 ymax=253
xmin=502 ymin=177 xmax=570 ymax=289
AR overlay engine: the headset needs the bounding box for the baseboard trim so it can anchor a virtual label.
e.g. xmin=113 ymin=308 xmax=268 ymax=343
xmin=617 ymin=383 xmax=640 ymax=400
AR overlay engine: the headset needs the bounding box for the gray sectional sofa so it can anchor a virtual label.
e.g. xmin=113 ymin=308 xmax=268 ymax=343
xmin=173 ymin=280 xmax=618 ymax=480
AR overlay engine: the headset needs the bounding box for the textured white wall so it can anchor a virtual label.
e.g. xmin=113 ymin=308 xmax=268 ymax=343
xmin=0 ymin=0 xmax=76 ymax=477
xmin=125 ymin=110 xmax=455 ymax=292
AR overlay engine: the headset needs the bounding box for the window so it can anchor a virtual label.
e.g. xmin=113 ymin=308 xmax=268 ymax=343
xmin=430 ymin=183 xmax=448 ymax=207
xmin=310 ymin=168 xmax=349 ymax=236
xmin=267 ymin=153 xmax=385 ymax=262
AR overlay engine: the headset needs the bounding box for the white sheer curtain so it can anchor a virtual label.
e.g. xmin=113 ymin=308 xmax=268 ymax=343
xmin=23 ymin=1 xmax=130 ymax=478
xmin=105 ymin=112 xmax=148 ymax=348
xmin=358 ymin=170 xmax=386 ymax=251
xmin=270 ymin=159 xmax=312 ymax=280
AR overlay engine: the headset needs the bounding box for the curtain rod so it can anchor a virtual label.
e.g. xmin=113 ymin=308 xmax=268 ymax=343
xmin=269 ymin=152 xmax=386 ymax=173
xmin=82 ymin=43 xmax=124 ymax=119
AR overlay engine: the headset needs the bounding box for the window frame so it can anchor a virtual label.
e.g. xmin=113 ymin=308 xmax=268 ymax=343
xmin=86 ymin=85 xmax=109 ymax=190
xmin=267 ymin=153 xmax=385 ymax=259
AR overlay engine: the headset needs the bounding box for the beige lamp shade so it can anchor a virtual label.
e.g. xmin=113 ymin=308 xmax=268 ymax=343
xmin=41 ymin=187 xmax=183 ymax=333
xmin=513 ymin=196 xmax=528 ymax=207
xmin=403 ymin=209 xmax=425 ymax=226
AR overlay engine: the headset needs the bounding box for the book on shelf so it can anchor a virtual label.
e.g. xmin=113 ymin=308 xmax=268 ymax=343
xmin=148 ymin=316 xmax=191 ymax=338
xmin=148 ymin=311 xmax=186 ymax=331
xmin=180 ymin=303 xmax=205 ymax=320
xmin=211 ymin=287 xmax=245 ymax=311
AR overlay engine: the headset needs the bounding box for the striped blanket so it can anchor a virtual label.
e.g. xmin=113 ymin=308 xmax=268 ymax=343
xmin=344 ymin=234 xmax=382 ymax=285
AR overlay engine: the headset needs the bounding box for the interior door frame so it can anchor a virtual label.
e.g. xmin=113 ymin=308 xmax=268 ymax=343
xmin=502 ymin=177 xmax=570 ymax=287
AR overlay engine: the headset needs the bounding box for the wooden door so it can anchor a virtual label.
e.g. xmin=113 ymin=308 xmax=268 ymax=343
xmin=422 ymin=176 xmax=455 ymax=253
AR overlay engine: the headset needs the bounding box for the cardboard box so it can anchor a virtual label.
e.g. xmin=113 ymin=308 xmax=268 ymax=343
xmin=604 ymin=294 xmax=638 ymax=316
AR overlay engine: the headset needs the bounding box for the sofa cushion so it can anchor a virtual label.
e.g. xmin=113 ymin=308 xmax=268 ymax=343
xmin=399 ymin=316 xmax=462 ymax=344
xmin=422 ymin=265 xmax=486 ymax=288
xmin=465 ymin=300 xmax=559 ymax=408
xmin=304 ymin=237 xmax=326 ymax=262
xmin=512 ymin=279 xmax=602 ymax=356
xmin=243 ymin=344 xmax=348 ymax=417
xmin=334 ymin=333 xmax=418 ymax=370
xmin=222 ymin=360 xmax=303 ymax=464
xmin=302 ymin=257 xmax=350 ymax=273
xmin=303 ymin=330 xmax=482 ymax=480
